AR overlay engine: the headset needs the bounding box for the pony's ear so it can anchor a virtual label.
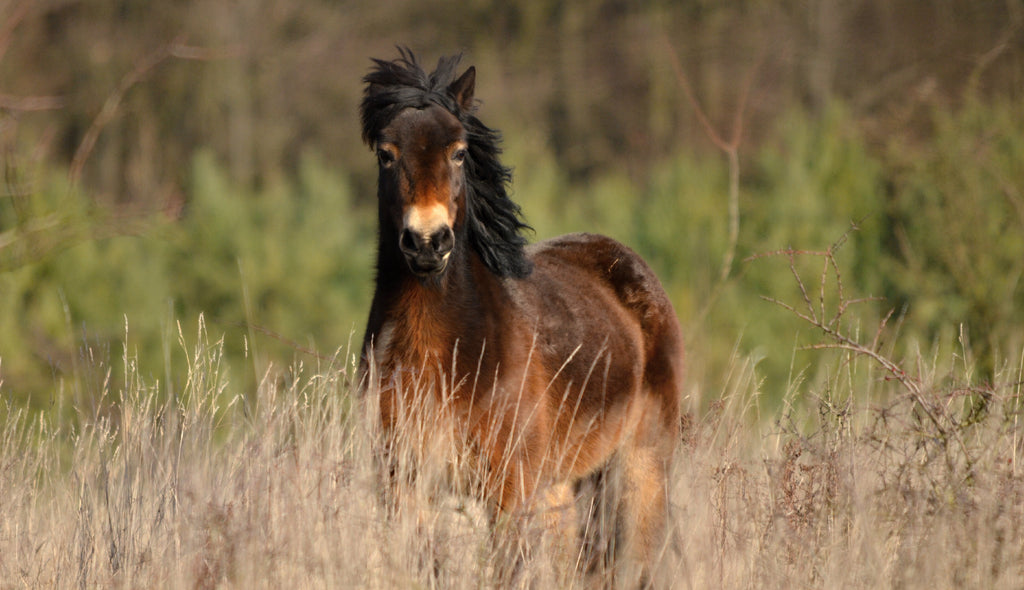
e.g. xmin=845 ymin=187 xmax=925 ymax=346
xmin=448 ymin=66 xmax=476 ymax=111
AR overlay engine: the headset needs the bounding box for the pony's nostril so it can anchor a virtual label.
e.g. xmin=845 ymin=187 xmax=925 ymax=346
xmin=399 ymin=229 xmax=418 ymax=253
xmin=400 ymin=226 xmax=453 ymax=261
xmin=431 ymin=227 xmax=454 ymax=254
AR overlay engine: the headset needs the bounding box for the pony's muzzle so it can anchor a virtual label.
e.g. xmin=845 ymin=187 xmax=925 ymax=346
xmin=399 ymin=225 xmax=454 ymax=276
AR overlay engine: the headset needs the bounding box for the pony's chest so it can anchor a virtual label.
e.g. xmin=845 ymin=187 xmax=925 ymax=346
xmin=370 ymin=316 xmax=448 ymax=380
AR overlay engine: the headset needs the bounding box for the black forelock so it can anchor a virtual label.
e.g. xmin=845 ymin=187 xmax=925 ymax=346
xmin=361 ymin=48 xmax=533 ymax=279
xmin=360 ymin=47 xmax=465 ymax=146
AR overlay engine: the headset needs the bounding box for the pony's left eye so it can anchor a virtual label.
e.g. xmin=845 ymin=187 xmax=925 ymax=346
xmin=452 ymin=148 xmax=467 ymax=165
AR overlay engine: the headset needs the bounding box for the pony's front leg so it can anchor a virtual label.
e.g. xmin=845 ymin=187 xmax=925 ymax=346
xmin=539 ymin=482 xmax=582 ymax=585
xmin=374 ymin=431 xmax=452 ymax=588
xmin=487 ymin=505 xmax=530 ymax=587
xmin=375 ymin=437 xmax=403 ymax=517
xmin=486 ymin=474 xmax=581 ymax=587
xmin=483 ymin=459 xmax=535 ymax=586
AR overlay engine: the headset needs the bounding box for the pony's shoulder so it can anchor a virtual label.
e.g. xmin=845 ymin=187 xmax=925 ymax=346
xmin=528 ymin=233 xmax=641 ymax=266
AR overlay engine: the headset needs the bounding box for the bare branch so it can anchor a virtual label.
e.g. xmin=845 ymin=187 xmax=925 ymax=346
xmin=0 ymin=94 xmax=66 ymax=111
xmin=68 ymin=41 xmax=177 ymax=184
xmin=214 ymin=319 xmax=335 ymax=364
xmin=720 ymin=148 xmax=741 ymax=283
xmin=871 ymin=307 xmax=897 ymax=354
xmin=752 ymin=235 xmax=977 ymax=451
xmin=965 ymin=14 xmax=1023 ymax=95
xmin=745 ymin=247 xmax=829 ymax=262
xmin=819 ymin=254 xmax=829 ymax=325
xmin=660 ymin=36 xmax=729 ymax=151
xmin=661 ymin=35 xmax=762 ymax=284
xmin=0 ymin=0 xmax=35 ymax=64
xmin=788 ymin=248 xmax=817 ymax=324
xmin=170 ymin=42 xmax=244 ymax=61
xmin=759 ymin=295 xmax=817 ymax=327
xmin=69 ymin=36 xmax=233 ymax=185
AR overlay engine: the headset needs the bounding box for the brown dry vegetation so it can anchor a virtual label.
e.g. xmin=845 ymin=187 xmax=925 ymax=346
xmin=2 ymin=2 xmax=1024 ymax=587
xmin=2 ymin=257 xmax=1022 ymax=588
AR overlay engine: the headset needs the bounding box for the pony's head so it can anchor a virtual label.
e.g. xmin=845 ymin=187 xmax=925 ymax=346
xmin=360 ymin=49 xmax=532 ymax=280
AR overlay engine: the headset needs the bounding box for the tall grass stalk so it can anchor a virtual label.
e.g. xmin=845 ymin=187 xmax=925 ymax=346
xmin=1 ymin=314 xmax=1022 ymax=588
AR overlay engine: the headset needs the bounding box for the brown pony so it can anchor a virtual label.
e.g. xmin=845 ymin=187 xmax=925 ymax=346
xmin=358 ymin=49 xmax=684 ymax=585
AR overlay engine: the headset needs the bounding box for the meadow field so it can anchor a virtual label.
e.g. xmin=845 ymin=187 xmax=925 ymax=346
xmin=2 ymin=267 xmax=1022 ymax=588
xmin=2 ymin=2 xmax=1023 ymax=587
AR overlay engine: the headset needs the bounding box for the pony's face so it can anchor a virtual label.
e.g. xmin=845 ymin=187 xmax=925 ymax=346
xmin=375 ymin=105 xmax=468 ymax=278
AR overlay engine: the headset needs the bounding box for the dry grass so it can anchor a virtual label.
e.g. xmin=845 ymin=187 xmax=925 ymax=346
xmin=2 ymin=307 xmax=1024 ymax=588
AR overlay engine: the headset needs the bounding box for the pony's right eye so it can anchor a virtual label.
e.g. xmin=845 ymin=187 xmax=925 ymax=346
xmin=377 ymin=148 xmax=396 ymax=168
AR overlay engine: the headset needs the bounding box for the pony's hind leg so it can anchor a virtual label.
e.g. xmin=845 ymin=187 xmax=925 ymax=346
xmin=540 ymin=482 xmax=581 ymax=585
xmin=576 ymin=457 xmax=623 ymax=588
xmin=618 ymin=440 xmax=671 ymax=588
xmin=578 ymin=434 xmax=673 ymax=588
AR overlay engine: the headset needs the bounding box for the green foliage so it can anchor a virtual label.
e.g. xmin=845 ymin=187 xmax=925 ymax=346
xmin=506 ymin=104 xmax=891 ymax=402
xmin=0 ymin=150 xmax=373 ymax=410
xmin=181 ymin=148 xmax=373 ymax=356
xmin=884 ymin=99 xmax=1024 ymax=374
xmin=508 ymin=100 xmax=1024 ymax=404
xmin=3 ymin=100 xmax=1024 ymax=412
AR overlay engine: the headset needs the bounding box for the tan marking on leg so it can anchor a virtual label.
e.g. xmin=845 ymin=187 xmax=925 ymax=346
xmin=620 ymin=442 xmax=669 ymax=585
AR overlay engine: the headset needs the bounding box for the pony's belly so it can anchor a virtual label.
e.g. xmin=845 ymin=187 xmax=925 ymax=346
xmin=557 ymin=385 xmax=655 ymax=480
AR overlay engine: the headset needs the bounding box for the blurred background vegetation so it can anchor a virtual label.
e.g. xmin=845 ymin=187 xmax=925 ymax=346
xmin=1 ymin=0 xmax=1022 ymax=415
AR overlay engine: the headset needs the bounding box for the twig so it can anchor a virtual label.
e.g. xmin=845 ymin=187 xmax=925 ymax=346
xmin=208 ymin=318 xmax=335 ymax=364
xmin=69 ymin=40 xmax=179 ymax=184
xmin=0 ymin=94 xmax=65 ymax=112
xmin=965 ymin=14 xmax=1022 ymax=96
xmin=661 ymin=35 xmax=762 ymax=283
xmin=0 ymin=0 xmax=34 ymax=64
xmin=0 ymin=1 xmax=68 ymax=113
xmin=751 ymin=230 xmax=974 ymax=453
xmin=68 ymin=36 xmax=236 ymax=185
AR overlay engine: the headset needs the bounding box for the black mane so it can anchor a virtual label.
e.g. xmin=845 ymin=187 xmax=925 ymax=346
xmin=360 ymin=48 xmax=533 ymax=279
